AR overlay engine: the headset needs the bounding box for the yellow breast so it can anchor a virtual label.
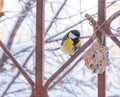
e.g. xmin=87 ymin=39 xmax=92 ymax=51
xmin=76 ymin=41 xmax=82 ymax=48
xmin=61 ymin=38 xmax=74 ymax=54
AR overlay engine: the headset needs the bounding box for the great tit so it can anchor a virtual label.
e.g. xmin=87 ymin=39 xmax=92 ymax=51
xmin=61 ymin=30 xmax=82 ymax=56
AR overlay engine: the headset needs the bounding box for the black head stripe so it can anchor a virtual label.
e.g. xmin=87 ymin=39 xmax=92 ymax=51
xmin=70 ymin=30 xmax=80 ymax=37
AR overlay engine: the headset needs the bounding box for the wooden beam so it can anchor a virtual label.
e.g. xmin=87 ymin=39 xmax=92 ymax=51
xmin=98 ymin=0 xmax=106 ymax=97
xmin=104 ymin=10 xmax=120 ymax=48
xmin=35 ymin=0 xmax=46 ymax=97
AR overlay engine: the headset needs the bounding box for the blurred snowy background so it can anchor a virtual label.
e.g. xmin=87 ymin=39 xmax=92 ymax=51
xmin=0 ymin=0 xmax=120 ymax=97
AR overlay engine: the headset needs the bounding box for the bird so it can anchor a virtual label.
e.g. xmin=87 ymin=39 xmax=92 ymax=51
xmin=61 ymin=30 xmax=82 ymax=56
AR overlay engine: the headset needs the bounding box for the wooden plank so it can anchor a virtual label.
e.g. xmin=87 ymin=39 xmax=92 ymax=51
xmin=35 ymin=0 xmax=45 ymax=97
xmin=98 ymin=0 xmax=106 ymax=97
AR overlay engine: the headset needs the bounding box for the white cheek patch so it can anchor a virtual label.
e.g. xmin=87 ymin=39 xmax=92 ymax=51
xmin=68 ymin=32 xmax=77 ymax=39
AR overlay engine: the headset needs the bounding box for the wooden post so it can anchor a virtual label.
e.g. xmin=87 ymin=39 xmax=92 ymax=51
xmin=35 ymin=0 xmax=47 ymax=97
xmin=97 ymin=0 xmax=106 ymax=97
